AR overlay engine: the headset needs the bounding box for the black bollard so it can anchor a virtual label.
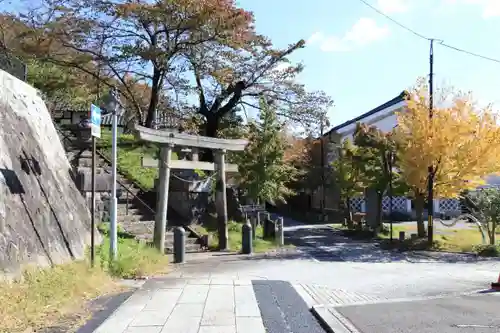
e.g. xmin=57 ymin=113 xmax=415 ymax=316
xmin=174 ymin=226 xmax=186 ymax=263
xmin=242 ymin=220 xmax=253 ymax=254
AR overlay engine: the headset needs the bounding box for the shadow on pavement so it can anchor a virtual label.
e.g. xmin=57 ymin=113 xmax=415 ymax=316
xmin=239 ymin=221 xmax=499 ymax=264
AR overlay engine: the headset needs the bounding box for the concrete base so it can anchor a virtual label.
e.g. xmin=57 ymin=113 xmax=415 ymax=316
xmin=311 ymin=305 xmax=360 ymax=333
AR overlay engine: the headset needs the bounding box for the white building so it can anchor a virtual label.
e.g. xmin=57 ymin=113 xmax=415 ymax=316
xmin=318 ymin=91 xmax=466 ymax=218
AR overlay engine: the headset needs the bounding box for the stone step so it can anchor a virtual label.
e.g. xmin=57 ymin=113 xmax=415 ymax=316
xmin=120 ymin=222 xmax=198 ymax=238
xmin=117 ymin=190 xmax=141 ymax=199
xmin=120 ymin=221 xmax=155 ymax=234
xmin=135 ymin=233 xmax=199 ymax=244
xmin=116 ymin=204 xmax=152 ymax=216
xmin=118 ymin=214 xmax=154 ymax=222
xmin=117 ymin=208 xmax=144 ymax=216
xmin=165 ymin=243 xmax=203 ymax=254
xmin=118 ymin=192 xmax=140 ymax=201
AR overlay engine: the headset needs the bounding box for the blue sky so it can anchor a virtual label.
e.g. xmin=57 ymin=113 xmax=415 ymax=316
xmin=237 ymin=0 xmax=500 ymax=127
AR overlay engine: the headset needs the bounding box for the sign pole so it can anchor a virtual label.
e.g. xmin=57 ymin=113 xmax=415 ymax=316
xmin=90 ymin=104 xmax=102 ymax=267
xmin=91 ymin=135 xmax=96 ymax=267
xmin=109 ymin=89 xmax=118 ymax=261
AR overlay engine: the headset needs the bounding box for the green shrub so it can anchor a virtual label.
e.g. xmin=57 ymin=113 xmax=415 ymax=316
xmin=473 ymin=244 xmax=500 ymax=257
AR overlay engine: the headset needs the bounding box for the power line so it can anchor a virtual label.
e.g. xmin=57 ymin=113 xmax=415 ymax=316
xmin=437 ymin=42 xmax=500 ymax=64
xmin=357 ymin=0 xmax=500 ymax=64
xmin=357 ymin=0 xmax=430 ymax=40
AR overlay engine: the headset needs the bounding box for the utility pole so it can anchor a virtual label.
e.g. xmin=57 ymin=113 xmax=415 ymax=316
xmin=427 ymin=39 xmax=435 ymax=244
xmin=388 ymin=150 xmax=394 ymax=243
xmin=319 ymin=114 xmax=330 ymax=222
xmin=320 ymin=115 xmax=325 ymax=221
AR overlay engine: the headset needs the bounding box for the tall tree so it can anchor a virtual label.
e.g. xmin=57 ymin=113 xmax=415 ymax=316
xmin=298 ymin=136 xmax=336 ymax=194
xmin=330 ymin=139 xmax=365 ymax=228
xmin=395 ymin=79 xmax=500 ymax=238
xmin=12 ymin=0 xmax=254 ymax=126
xmin=26 ymin=58 xmax=95 ymax=111
xmin=186 ymin=37 xmax=333 ymax=160
xmin=236 ymin=98 xmax=298 ymax=205
xmin=354 ymin=123 xmax=400 ymax=230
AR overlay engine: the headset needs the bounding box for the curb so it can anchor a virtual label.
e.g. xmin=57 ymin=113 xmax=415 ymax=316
xmin=311 ymin=305 xmax=360 ymax=333
xmin=75 ymin=289 xmax=136 ymax=333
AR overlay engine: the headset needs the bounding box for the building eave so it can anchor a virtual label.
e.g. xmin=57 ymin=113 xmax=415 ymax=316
xmin=324 ymin=90 xmax=409 ymax=138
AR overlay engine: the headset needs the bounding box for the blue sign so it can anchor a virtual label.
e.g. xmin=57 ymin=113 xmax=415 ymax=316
xmin=90 ymin=104 xmax=102 ymax=138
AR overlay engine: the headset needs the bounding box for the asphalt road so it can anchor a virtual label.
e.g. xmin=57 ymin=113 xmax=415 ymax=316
xmin=336 ymin=293 xmax=500 ymax=333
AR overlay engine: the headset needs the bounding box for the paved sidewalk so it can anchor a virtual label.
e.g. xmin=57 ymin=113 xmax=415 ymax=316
xmin=94 ymin=278 xmax=266 ymax=333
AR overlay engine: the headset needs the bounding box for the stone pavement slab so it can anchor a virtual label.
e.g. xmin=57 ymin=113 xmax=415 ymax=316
xmin=93 ymin=278 xmax=276 ymax=333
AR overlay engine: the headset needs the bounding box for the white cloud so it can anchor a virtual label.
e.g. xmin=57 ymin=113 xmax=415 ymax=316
xmin=308 ymin=18 xmax=390 ymax=52
xmin=443 ymin=0 xmax=500 ymax=18
xmin=377 ymin=0 xmax=411 ymax=14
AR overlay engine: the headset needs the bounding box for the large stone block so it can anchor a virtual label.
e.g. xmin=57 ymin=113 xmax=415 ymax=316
xmin=76 ymin=168 xmax=113 ymax=191
xmin=0 ymin=69 xmax=99 ymax=277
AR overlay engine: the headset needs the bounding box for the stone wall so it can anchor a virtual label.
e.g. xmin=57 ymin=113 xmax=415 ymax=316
xmin=83 ymin=191 xmax=111 ymax=222
xmin=0 ymin=69 xmax=97 ymax=277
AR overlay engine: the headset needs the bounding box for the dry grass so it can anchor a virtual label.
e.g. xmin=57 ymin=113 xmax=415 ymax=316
xmin=0 ymin=261 xmax=118 ymax=333
xmin=434 ymin=229 xmax=496 ymax=252
xmin=382 ymin=223 xmax=499 ymax=253
xmin=0 ymin=232 xmax=171 ymax=333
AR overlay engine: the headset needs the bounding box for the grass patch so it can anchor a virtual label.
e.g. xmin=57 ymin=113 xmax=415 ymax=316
xmin=433 ymin=229 xmax=499 ymax=253
xmin=97 ymin=223 xmax=170 ymax=279
xmin=194 ymin=218 xmax=283 ymax=253
xmin=378 ymin=223 xmax=500 ymax=255
xmin=96 ymin=128 xmax=178 ymax=190
xmin=377 ymin=224 xmax=413 ymax=239
xmin=0 ymin=261 xmax=117 ymax=333
xmin=0 ymin=228 xmax=171 ymax=333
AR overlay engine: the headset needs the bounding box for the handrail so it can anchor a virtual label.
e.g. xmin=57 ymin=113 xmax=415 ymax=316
xmin=54 ymin=123 xmax=156 ymax=215
xmin=54 ymin=122 xmax=203 ymax=243
xmin=95 ymin=150 xmax=156 ymax=215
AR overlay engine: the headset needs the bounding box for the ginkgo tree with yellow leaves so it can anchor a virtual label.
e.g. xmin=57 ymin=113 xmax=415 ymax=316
xmin=394 ymin=78 xmax=500 ymax=238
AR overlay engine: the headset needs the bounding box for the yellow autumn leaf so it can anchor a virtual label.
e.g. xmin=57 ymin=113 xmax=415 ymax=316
xmin=395 ymin=79 xmax=500 ymax=199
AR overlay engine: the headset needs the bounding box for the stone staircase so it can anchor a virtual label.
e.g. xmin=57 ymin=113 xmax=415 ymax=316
xmin=56 ymin=124 xmax=205 ymax=253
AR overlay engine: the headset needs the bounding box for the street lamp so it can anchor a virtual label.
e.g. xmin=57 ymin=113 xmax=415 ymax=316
xmin=103 ymin=87 xmax=121 ymax=261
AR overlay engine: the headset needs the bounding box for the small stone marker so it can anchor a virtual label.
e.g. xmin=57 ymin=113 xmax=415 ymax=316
xmin=410 ymin=233 xmax=418 ymax=240
xmin=276 ymin=217 xmax=284 ymax=246
xmin=251 ymin=216 xmax=257 ymax=240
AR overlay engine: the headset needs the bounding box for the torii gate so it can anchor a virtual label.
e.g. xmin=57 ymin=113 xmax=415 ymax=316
xmin=134 ymin=125 xmax=248 ymax=252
